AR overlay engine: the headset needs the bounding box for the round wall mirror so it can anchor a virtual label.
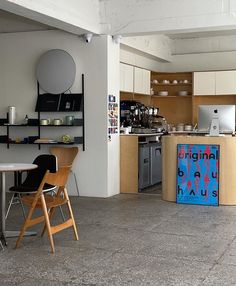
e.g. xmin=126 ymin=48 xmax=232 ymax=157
xmin=36 ymin=49 xmax=76 ymax=94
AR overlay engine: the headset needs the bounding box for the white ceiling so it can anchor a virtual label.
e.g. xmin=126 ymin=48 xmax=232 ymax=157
xmin=2 ymin=7 xmax=236 ymax=40
xmin=168 ymin=29 xmax=236 ymax=39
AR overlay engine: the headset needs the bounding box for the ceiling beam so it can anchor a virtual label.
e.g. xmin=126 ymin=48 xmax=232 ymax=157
xmin=0 ymin=0 xmax=101 ymax=35
xmin=100 ymin=0 xmax=236 ymax=36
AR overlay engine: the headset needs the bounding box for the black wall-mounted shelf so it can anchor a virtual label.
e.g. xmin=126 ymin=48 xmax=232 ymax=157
xmin=0 ymin=74 xmax=85 ymax=151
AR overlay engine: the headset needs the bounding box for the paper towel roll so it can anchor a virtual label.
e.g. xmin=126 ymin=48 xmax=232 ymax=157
xmin=8 ymin=106 xmax=16 ymax=124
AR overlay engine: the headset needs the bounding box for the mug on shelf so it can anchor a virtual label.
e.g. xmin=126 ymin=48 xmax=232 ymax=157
xmin=53 ymin=119 xmax=63 ymax=125
xmin=40 ymin=119 xmax=49 ymax=125
xmin=65 ymin=115 xmax=74 ymax=125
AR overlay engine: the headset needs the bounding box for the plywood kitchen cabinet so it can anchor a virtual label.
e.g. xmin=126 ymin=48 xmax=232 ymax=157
xmin=120 ymin=63 xmax=134 ymax=93
xmin=193 ymin=72 xmax=215 ymax=95
xmin=120 ymin=135 xmax=138 ymax=193
xmin=134 ymin=67 xmax=150 ymax=95
xmin=215 ymin=70 xmax=236 ymax=95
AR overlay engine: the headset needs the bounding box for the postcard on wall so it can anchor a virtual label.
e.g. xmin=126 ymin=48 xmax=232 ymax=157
xmin=108 ymin=94 xmax=118 ymax=141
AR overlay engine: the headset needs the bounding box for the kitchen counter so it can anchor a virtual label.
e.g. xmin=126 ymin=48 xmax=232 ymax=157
xmin=120 ymin=133 xmax=163 ymax=137
xmin=162 ymin=135 xmax=236 ymax=205
xmin=168 ymin=131 xmax=197 ymax=134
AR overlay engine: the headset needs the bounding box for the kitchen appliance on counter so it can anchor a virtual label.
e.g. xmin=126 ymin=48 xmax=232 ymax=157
xmin=120 ymin=100 xmax=165 ymax=134
xmin=120 ymin=100 xmax=139 ymax=127
xmin=151 ymin=115 xmax=167 ymax=132
xmin=138 ymin=142 xmax=162 ymax=190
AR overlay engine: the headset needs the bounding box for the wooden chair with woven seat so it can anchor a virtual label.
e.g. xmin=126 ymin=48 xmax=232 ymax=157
xmin=50 ymin=147 xmax=79 ymax=196
xmin=15 ymin=166 xmax=79 ymax=253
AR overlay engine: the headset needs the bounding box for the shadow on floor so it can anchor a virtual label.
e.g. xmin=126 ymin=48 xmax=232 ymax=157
xmin=139 ymin=183 xmax=162 ymax=195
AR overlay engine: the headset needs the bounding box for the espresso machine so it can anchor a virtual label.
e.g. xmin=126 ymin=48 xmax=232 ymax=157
xmin=120 ymin=100 xmax=138 ymax=127
xmin=120 ymin=100 xmax=165 ymax=133
xmin=120 ymin=100 xmax=146 ymax=128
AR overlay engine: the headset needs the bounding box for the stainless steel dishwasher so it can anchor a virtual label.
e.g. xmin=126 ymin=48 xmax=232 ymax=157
xmin=138 ymin=142 xmax=162 ymax=190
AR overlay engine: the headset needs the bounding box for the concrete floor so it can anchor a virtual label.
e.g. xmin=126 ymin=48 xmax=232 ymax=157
xmin=139 ymin=183 xmax=162 ymax=195
xmin=1 ymin=193 xmax=236 ymax=285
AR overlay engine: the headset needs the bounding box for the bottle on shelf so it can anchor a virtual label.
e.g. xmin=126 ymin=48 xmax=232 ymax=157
xmin=8 ymin=106 xmax=16 ymax=124
xmin=24 ymin=115 xmax=29 ymax=125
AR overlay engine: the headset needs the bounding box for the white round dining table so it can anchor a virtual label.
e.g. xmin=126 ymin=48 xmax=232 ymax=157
xmin=0 ymin=163 xmax=37 ymax=246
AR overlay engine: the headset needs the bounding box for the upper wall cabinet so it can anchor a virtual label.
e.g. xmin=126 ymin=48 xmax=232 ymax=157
xmin=120 ymin=63 xmax=134 ymax=93
xmin=193 ymin=72 xmax=215 ymax=96
xmin=120 ymin=64 xmax=151 ymax=95
xmin=215 ymin=71 xmax=236 ymax=95
xmin=194 ymin=70 xmax=236 ymax=96
xmin=134 ymin=67 xmax=151 ymax=95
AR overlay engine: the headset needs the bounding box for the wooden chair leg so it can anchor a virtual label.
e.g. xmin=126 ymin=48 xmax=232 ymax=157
xmin=64 ymin=188 xmax=79 ymax=241
xmin=15 ymin=202 xmax=37 ymax=249
xmin=41 ymin=186 xmax=64 ymax=237
xmin=40 ymin=194 xmax=55 ymax=253
xmin=41 ymin=207 xmax=55 ymax=237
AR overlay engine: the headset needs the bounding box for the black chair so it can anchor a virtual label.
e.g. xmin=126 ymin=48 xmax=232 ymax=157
xmin=6 ymin=154 xmax=58 ymax=219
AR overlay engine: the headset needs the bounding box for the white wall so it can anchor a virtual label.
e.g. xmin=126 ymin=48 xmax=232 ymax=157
xmin=107 ymin=36 xmax=120 ymax=197
xmin=0 ymin=30 xmax=118 ymax=197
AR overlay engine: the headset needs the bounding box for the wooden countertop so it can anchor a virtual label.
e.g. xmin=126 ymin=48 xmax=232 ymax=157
xmin=120 ymin=133 xmax=163 ymax=137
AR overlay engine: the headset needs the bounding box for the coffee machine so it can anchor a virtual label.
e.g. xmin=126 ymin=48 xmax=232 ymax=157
xmin=120 ymin=100 xmax=164 ymax=133
xmin=120 ymin=100 xmax=140 ymax=127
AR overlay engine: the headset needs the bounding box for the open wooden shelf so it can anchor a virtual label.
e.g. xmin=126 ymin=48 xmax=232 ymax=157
xmin=151 ymin=95 xmax=192 ymax=98
xmin=150 ymin=71 xmax=193 ymax=124
xmin=151 ymin=83 xmax=192 ymax=86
